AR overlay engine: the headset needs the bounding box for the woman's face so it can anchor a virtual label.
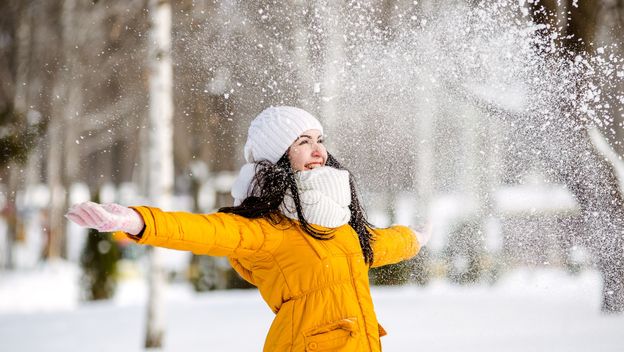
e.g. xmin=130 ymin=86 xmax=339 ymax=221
xmin=288 ymin=129 xmax=327 ymax=171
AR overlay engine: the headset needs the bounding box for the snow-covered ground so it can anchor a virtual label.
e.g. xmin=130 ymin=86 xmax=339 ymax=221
xmin=1 ymin=261 xmax=623 ymax=351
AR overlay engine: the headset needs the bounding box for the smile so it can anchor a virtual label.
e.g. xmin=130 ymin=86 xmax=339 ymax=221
xmin=305 ymin=162 xmax=323 ymax=170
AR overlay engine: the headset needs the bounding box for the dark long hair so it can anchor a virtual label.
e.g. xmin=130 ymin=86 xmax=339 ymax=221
xmin=219 ymin=152 xmax=376 ymax=265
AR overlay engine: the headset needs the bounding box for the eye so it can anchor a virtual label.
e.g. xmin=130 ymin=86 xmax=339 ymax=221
xmin=318 ymin=138 xmax=324 ymax=144
xmin=298 ymin=139 xmax=308 ymax=145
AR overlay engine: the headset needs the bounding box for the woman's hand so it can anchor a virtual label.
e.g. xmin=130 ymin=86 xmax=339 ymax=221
xmin=65 ymin=202 xmax=145 ymax=235
xmin=415 ymin=222 xmax=432 ymax=247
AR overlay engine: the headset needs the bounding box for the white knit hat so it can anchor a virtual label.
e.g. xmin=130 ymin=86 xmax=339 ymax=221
xmin=231 ymin=106 xmax=324 ymax=205
xmin=243 ymin=106 xmax=324 ymax=163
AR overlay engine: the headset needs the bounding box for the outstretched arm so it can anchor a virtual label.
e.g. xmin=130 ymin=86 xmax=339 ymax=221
xmin=66 ymin=202 xmax=265 ymax=257
xmin=66 ymin=202 xmax=145 ymax=235
xmin=370 ymin=225 xmax=428 ymax=268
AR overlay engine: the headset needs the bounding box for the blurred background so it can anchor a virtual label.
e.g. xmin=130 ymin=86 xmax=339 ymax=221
xmin=1 ymin=0 xmax=624 ymax=351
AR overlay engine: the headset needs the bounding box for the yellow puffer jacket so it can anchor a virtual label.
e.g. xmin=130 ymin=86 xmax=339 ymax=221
xmin=120 ymin=206 xmax=421 ymax=351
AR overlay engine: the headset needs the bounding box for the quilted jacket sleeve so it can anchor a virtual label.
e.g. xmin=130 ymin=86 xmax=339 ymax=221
xmin=114 ymin=206 xmax=265 ymax=258
xmin=370 ymin=225 xmax=421 ymax=268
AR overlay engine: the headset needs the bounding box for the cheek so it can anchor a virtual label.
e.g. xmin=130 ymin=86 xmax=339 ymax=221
xmin=288 ymin=148 xmax=305 ymax=167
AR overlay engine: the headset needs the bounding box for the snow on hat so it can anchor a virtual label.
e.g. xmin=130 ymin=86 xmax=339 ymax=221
xmin=243 ymin=106 xmax=324 ymax=163
xmin=231 ymin=106 xmax=324 ymax=205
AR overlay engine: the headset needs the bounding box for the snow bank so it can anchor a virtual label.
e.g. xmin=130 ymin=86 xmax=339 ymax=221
xmin=1 ymin=262 xmax=623 ymax=351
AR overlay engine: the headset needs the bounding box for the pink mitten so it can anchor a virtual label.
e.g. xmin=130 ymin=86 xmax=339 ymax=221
xmin=65 ymin=202 xmax=145 ymax=235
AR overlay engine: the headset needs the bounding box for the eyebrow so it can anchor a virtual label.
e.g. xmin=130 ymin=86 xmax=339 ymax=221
xmin=296 ymin=134 xmax=323 ymax=141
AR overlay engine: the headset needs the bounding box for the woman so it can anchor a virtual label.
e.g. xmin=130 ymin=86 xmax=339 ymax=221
xmin=67 ymin=106 xmax=430 ymax=352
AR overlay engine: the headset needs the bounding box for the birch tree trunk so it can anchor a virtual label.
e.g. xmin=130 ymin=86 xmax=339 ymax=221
xmin=46 ymin=0 xmax=73 ymax=259
xmin=145 ymin=0 xmax=174 ymax=348
xmin=46 ymin=94 xmax=65 ymax=259
xmin=46 ymin=0 xmax=85 ymax=259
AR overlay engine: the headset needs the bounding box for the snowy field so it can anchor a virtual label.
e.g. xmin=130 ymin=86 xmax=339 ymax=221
xmin=1 ymin=261 xmax=624 ymax=352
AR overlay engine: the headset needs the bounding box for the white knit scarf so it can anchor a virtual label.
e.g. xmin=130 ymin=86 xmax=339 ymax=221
xmin=231 ymin=165 xmax=351 ymax=228
xmin=280 ymin=166 xmax=352 ymax=228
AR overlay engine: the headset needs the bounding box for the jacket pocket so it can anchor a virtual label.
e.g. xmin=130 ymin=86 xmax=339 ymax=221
xmin=303 ymin=317 xmax=358 ymax=351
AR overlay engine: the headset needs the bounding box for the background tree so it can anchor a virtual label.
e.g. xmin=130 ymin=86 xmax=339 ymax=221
xmin=80 ymin=194 xmax=121 ymax=300
xmin=143 ymin=0 xmax=174 ymax=348
xmin=522 ymin=0 xmax=624 ymax=313
xmin=0 ymin=0 xmax=47 ymax=268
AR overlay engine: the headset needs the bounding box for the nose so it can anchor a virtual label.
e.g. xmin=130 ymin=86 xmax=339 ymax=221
xmin=311 ymin=142 xmax=323 ymax=157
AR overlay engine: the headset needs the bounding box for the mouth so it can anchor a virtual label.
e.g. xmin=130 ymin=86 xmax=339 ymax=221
xmin=304 ymin=162 xmax=323 ymax=170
